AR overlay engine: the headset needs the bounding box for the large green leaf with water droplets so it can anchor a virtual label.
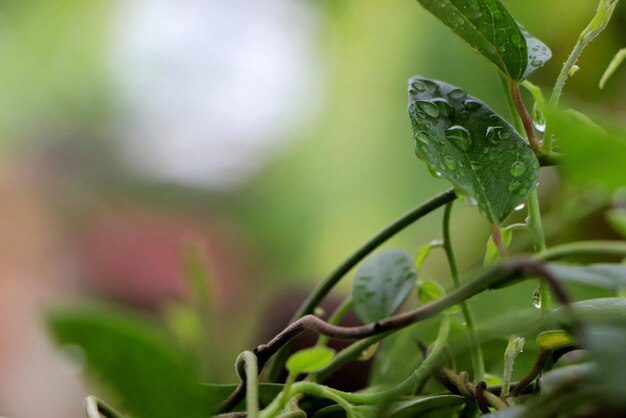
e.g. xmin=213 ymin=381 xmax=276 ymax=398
xmin=408 ymin=77 xmax=539 ymax=224
xmin=415 ymin=0 xmax=551 ymax=80
xmin=352 ymin=249 xmax=417 ymax=324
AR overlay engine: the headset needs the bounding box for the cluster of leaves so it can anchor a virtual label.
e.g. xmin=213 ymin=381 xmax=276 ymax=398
xmin=47 ymin=1 xmax=626 ymax=418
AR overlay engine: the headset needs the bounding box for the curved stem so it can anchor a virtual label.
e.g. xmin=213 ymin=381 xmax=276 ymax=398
xmin=220 ymin=257 xmax=573 ymax=413
xmin=544 ymin=0 xmax=619 ymax=152
xmin=242 ymin=351 xmax=260 ymax=418
xmin=267 ymin=189 xmax=457 ymax=381
xmin=260 ymin=382 xmax=352 ymax=418
xmin=315 ymin=297 xmax=353 ymax=348
xmin=443 ymin=203 xmax=484 ymax=381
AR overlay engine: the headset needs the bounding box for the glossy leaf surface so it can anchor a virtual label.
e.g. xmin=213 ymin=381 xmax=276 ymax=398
xmin=408 ymin=77 xmax=539 ymax=224
xmin=415 ymin=0 xmax=550 ymax=80
xmin=536 ymin=330 xmax=576 ymax=351
xmin=541 ymin=298 xmax=626 ymax=331
xmin=353 ymin=249 xmax=417 ymax=324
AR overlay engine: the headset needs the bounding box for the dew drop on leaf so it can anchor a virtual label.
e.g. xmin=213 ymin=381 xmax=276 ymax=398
xmin=448 ymin=88 xmax=467 ymax=100
xmin=508 ymin=180 xmax=521 ymax=192
xmin=510 ymin=161 xmax=527 ymax=177
xmin=532 ymin=104 xmax=546 ymax=132
xmin=446 ymin=125 xmax=472 ymax=151
xmin=444 ymin=156 xmax=459 ymax=171
xmin=417 ymin=100 xmax=440 ymax=118
xmin=414 ymin=131 xmax=431 ymax=145
xmin=486 ymin=126 xmax=502 ymax=144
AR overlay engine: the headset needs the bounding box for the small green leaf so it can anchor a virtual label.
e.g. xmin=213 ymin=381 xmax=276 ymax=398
xmin=352 ymin=249 xmax=418 ymax=323
xmin=415 ymin=0 xmax=550 ymax=80
xmin=554 ymin=111 xmax=626 ymax=193
xmin=391 ymin=395 xmax=465 ymax=418
xmin=536 ymin=330 xmax=576 ymax=351
xmin=545 ymin=263 xmax=626 ymax=289
xmin=484 ymin=228 xmax=513 ymax=266
xmin=47 ymin=305 xmax=208 ymax=418
xmin=408 ymin=77 xmax=540 ymax=224
xmin=286 ymin=347 xmax=335 ymax=375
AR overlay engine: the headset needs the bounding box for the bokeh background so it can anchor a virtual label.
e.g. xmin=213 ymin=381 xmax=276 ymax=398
xmin=1 ymin=1 xmax=625 ymax=416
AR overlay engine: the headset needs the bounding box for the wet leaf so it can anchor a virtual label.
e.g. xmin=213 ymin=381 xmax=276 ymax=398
xmin=541 ymin=298 xmax=626 ymax=331
xmin=352 ymin=249 xmax=417 ymax=323
xmin=408 ymin=77 xmax=539 ymax=224
xmin=415 ymin=0 xmax=550 ymax=80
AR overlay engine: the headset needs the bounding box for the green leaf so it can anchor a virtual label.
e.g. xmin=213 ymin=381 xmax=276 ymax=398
xmin=554 ymin=111 xmax=626 ymax=193
xmin=286 ymin=347 xmax=335 ymax=375
xmin=390 ymin=395 xmax=465 ymax=418
xmin=545 ymin=263 xmax=626 ymax=289
xmin=408 ymin=77 xmax=540 ymax=224
xmin=584 ymin=324 xmax=626 ymax=408
xmin=415 ymin=0 xmax=550 ymax=80
xmin=352 ymin=249 xmax=418 ymax=323
xmin=484 ymin=228 xmax=513 ymax=266
xmin=47 ymin=305 xmax=208 ymax=418
xmin=541 ymin=297 xmax=626 ymax=331
xmin=536 ymin=330 xmax=576 ymax=351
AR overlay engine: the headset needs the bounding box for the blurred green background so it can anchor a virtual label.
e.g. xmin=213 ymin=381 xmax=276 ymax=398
xmin=1 ymin=1 xmax=625 ymax=416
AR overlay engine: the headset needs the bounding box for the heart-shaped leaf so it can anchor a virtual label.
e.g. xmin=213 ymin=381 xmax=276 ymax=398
xmin=408 ymin=77 xmax=539 ymax=224
xmin=352 ymin=249 xmax=418 ymax=324
xmin=286 ymin=347 xmax=335 ymax=375
xmin=546 ymin=263 xmax=626 ymax=289
xmin=415 ymin=0 xmax=551 ymax=80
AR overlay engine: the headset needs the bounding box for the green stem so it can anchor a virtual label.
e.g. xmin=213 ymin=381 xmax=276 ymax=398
xmin=243 ymin=351 xmax=260 ymax=418
xmin=260 ymin=382 xmax=352 ymax=418
xmin=544 ymin=0 xmax=619 ymax=152
xmin=443 ymin=203 xmax=485 ymax=381
xmin=268 ymin=189 xmax=457 ymax=381
xmin=314 ymin=332 xmax=390 ymax=383
xmin=528 ymin=191 xmax=551 ymax=315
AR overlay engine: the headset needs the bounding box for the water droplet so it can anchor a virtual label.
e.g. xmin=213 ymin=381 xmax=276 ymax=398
xmin=531 ymin=59 xmax=542 ymax=67
xmin=411 ymin=80 xmax=426 ymax=92
xmin=450 ymin=13 xmax=464 ymax=27
xmin=512 ymin=35 xmax=524 ymax=47
xmin=514 ymin=203 xmax=526 ymax=211
xmin=499 ymin=44 xmax=507 ymax=53
xmin=427 ymin=164 xmax=443 ymax=179
xmin=532 ymin=104 xmax=546 ymax=132
xmin=446 ymin=125 xmax=472 ymax=151
xmin=444 ymin=156 xmax=459 ymax=171
xmin=470 ymin=160 xmax=483 ymax=171
xmin=464 ymin=99 xmax=481 ymax=111
xmin=422 ymin=80 xmax=440 ymax=94
xmin=415 ymin=110 xmax=427 ymax=119
xmin=414 ymin=131 xmax=430 ymax=145
xmin=459 ymin=110 xmax=469 ymax=119
xmin=486 ymin=126 xmax=502 ymax=144
xmin=510 ymin=161 xmax=527 ymax=177
xmin=448 ymin=88 xmax=467 ymax=100
xmin=532 ymin=290 xmax=542 ymax=309
xmin=508 ymin=181 xmax=521 ymax=192
xmin=432 ymin=98 xmax=454 ymax=118
xmin=417 ymin=100 xmax=440 ymax=118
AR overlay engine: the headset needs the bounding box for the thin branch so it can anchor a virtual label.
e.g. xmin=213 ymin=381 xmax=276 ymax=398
xmin=510 ymin=350 xmax=550 ymax=397
xmin=267 ymin=188 xmax=457 ymax=381
xmin=220 ymin=258 xmax=572 ymax=412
